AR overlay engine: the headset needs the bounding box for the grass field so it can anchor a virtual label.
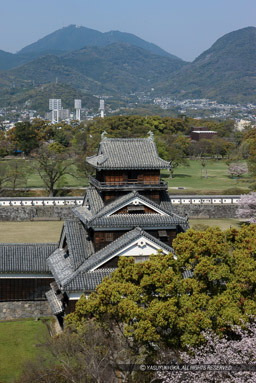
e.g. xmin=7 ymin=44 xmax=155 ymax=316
xmin=0 ymin=221 xmax=63 ymax=243
xmin=162 ymin=159 xmax=251 ymax=193
xmin=190 ymin=218 xmax=241 ymax=230
xmin=0 ymin=319 xmax=50 ymax=382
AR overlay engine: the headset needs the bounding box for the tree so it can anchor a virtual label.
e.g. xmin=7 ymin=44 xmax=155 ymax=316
xmin=10 ymin=121 xmax=40 ymax=155
xmin=6 ymin=160 xmax=30 ymax=192
xmin=31 ymin=143 xmax=75 ymax=196
xmin=155 ymin=134 xmax=190 ymax=178
xmin=19 ymin=319 xmax=142 ymax=383
xmin=66 ymin=225 xmax=256 ymax=350
xmin=157 ymin=321 xmax=256 ymax=383
xmin=236 ymin=192 xmax=256 ymax=223
xmin=228 ymin=162 xmax=248 ymax=178
xmin=0 ymin=162 xmax=10 ymax=194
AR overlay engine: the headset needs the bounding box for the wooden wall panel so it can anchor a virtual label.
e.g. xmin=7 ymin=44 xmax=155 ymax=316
xmin=0 ymin=278 xmax=54 ymax=301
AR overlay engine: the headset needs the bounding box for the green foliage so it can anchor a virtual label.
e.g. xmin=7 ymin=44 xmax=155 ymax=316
xmin=66 ymin=225 xmax=256 ymax=350
xmin=11 ymin=121 xmax=40 ymax=155
xmin=31 ymin=144 xmax=75 ymax=196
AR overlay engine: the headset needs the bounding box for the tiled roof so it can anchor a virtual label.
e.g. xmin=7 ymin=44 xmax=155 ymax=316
xmin=64 ymin=219 xmax=93 ymax=269
xmin=85 ymin=187 xmax=104 ymax=214
xmin=0 ymin=243 xmax=57 ymax=273
xmin=77 ymin=227 xmax=175 ymax=273
xmin=47 ymin=221 xmax=95 ymax=287
xmin=159 ymin=190 xmax=174 ymax=213
xmin=87 ymin=214 xmax=188 ymax=230
xmin=47 ymin=248 xmax=73 ymax=286
xmin=86 ymin=138 xmax=170 ymax=170
xmin=73 ymin=190 xmax=188 ymax=230
xmin=45 ymin=290 xmax=63 ymax=315
xmin=64 ymin=269 xmax=115 ymax=291
xmin=61 ymin=228 xmax=175 ymax=291
xmin=90 ymin=191 xmax=174 ymax=220
xmin=72 ymin=206 xmax=92 ymax=225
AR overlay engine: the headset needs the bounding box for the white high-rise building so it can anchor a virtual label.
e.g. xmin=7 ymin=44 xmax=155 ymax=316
xmin=74 ymin=99 xmax=82 ymax=121
xmin=49 ymin=99 xmax=62 ymax=123
xmin=99 ymin=99 xmax=105 ymax=118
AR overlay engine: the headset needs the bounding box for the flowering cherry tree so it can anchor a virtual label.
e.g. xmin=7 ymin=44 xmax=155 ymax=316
xmin=228 ymin=162 xmax=248 ymax=178
xmin=236 ymin=192 xmax=256 ymax=223
xmin=158 ymin=322 xmax=256 ymax=383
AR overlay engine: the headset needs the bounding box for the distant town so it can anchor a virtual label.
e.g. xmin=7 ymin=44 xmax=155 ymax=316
xmin=0 ymin=95 xmax=256 ymax=131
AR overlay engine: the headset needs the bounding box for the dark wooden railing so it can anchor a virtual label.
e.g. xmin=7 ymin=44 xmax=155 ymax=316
xmin=89 ymin=176 xmax=167 ymax=189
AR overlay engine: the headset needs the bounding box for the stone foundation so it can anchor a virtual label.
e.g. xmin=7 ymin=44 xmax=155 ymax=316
xmin=0 ymin=206 xmax=73 ymax=221
xmin=0 ymin=301 xmax=52 ymax=321
xmin=173 ymin=204 xmax=238 ymax=219
xmin=0 ymin=204 xmax=238 ymax=221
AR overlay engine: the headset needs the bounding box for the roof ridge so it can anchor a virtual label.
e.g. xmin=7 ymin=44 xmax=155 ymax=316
xmin=0 ymin=243 xmax=58 ymax=246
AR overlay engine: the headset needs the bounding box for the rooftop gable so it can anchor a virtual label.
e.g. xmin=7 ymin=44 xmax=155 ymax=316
xmin=73 ymin=227 xmax=175 ymax=274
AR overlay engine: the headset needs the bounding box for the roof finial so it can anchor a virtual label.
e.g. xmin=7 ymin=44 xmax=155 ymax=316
xmin=147 ymin=131 xmax=154 ymax=141
xmin=101 ymin=131 xmax=108 ymax=140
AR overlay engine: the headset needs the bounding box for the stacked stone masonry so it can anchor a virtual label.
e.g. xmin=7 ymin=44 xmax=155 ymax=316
xmin=0 ymin=301 xmax=52 ymax=321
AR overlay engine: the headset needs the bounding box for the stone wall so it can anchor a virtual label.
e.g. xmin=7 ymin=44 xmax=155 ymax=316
xmin=0 ymin=301 xmax=52 ymax=321
xmin=0 ymin=203 xmax=238 ymax=221
xmin=0 ymin=206 xmax=73 ymax=221
xmin=173 ymin=204 xmax=238 ymax=219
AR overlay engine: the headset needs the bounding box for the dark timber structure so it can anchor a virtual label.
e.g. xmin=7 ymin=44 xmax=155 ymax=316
xmin=0 ymin=132 xmax=189 ymax=318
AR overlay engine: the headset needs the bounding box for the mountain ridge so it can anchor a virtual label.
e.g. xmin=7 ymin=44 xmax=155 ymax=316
xmin=18 ymin=24 xmax=179 ymax=60
xmin=155 ymin=26 xmax=256 ymax=104
xmin=0 ymin=26 xmax=255 ymax=106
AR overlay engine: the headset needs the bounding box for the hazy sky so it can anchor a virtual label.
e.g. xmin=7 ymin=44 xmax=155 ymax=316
xmin=1 ymin=0 xmax=255 ymax=61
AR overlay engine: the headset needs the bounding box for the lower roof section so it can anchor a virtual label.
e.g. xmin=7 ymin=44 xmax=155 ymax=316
xmin=0 ymin=243 xmax=57 ymax=274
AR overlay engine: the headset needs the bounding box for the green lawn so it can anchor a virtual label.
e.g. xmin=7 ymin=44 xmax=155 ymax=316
xmin=0 ymin=319 xmax=50 ymax=382
xmin=190 ymin=218 xmax=241 ymax=230
xmin=162 ymin=159 xmax=251 ymax=193
xmin=0 ymin=221 xmax=63 ymax=243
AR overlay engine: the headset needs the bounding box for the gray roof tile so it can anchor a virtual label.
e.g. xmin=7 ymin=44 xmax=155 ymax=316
xmin=0 ymin=243 xmax=57 ymax=273
xmin=45 ymin=290 xmax=64 ymax=314
xmin=64 ymin=269 xmax=115 ymax=291
xmin=64 ymin=219 xmax=93 ymax=269
xmin=85 ymin=187 xmax=104 ymax=214
xmin=88 ymin=214 xmax=188 ymax=230
xmin=47 ymin=248 xmax=73 ymax=286
xmin=86 ymin=138 xmax=170 ymax=170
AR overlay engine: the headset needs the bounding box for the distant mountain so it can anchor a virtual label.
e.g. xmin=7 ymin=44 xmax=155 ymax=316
xmin=157 ymin=27 xmax=256 ymax=104
xmin=18 ymin=24 xmax=178 ymax=59
xmin=7 ymin=43 xmax=186 ymax=95
xmin=1 ymin=26 xmax=256 ymax=107
xmin=0 ymin=50 xmax=23 ymax=70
